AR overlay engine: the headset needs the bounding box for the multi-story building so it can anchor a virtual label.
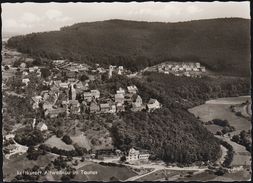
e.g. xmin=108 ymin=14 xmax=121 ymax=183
xmin=127 ymin=148 xmax=150 ymax=161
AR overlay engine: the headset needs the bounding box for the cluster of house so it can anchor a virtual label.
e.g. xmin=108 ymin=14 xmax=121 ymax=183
xmin=21 ymin=65 xmax=42 ymax=86
xmin=3 ymin=63 xmax=42 ymax=87
xmin=144 ymin=62 xmax=206 ymax=78
xmin=2 ymin=44 xmax=42 ymax=83
xmin=31 ymin=79 xmax=162 ymax=119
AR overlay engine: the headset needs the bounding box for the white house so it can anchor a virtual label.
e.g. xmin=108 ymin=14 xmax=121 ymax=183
xmin=127 ymin=85 xmax=138 ymax=94
xmin=115 ymin=93 xmax=125 ymax=104
xmin=200 ymin=66 xmax=206 ymax=72
xmin=139 ymin=152 xmax=150 ymax=160
xmin=118 ymin=66 xmax=124 ymax=75
xmin=31 ymin=96 xmax=42 ymax=109
xmin=22 ymin=78 xmax=30 ymax=86
xmin=91 ymin=90 xmax=100 ymax=99
xmin=22 ymin=71 xmax=29 ymax=76
xmin=109 ymin=104 xmax=116 ymax=113
xmin=193 ymin=68 xmax=199 ymax=72
xmin=127 ymin=148 xmax=150 ymax=161
xmin=29 ymin=67 xmax=35 ymax=72
xmin=36 ymin=122 xmax=48 ymax=131
xmin=20 ymin=62 xmax=26 ymax=68
xmin=59 ymin=82 xmax=69 ymax=89
xmin=116 ymin=87 xmax=125 ymax=95
xmin=127 ymin=148 xmax=140 ymax=161
xmin=147 ymin=99 xmax=161 ymax=112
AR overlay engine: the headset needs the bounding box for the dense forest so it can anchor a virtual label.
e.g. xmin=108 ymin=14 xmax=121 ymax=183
xmin=7 ymin=18 xmax=250 ymax=76
xmin=105 ymin=73 xmax=250 ymax=164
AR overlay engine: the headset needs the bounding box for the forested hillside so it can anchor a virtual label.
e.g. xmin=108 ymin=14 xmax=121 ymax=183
xmin=104 ymin=73 xmax=250 ymax=164
xmin=7 ymin=18 xmax=250 ymax=76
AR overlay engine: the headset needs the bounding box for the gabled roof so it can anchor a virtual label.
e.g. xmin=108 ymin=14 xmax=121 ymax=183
xmin=127 ymin=85 xmax=138 ymax=91
xmin=148 ymin=98 xmax=158 ymax=104
xmin=116 ymin=87 xmax=125 ymax=94
xmin=41 ymin=90 xmax=49 ymax=95
xmin=32 ymin=96 xmax=42 ymax=103
xmin=135 ymin=95 xmax=142 ymax=101
xmin=37 ymin=122 xmax=47 ymax=129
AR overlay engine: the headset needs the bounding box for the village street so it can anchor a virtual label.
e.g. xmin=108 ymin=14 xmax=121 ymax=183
xmin=124 ymin=164 xmax=207 ymax=181
xmin=215 ymin=136 xmax=251 ymax=167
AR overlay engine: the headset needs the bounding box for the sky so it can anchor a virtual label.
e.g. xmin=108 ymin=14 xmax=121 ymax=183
xmin=1 ymin=2 xmax=250 ymax=34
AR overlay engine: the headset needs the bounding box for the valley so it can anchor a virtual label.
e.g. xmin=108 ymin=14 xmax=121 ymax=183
xmin=2 ymin=17 xmax=251 ymax=182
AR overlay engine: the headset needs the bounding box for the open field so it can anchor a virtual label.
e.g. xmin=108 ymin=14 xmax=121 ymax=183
xmin=84 ymin=126 xmax=114 ymax=150
xmin=177 ymin=169 xmax=251 ymax=182
xmin=189 ymin=96 xmax=251 ymax=171
xmin=189 ymin=96 xmax=251 ymax=136
xmin=70 ymin=132 xmax=92 ymax=151
xmin=73 ymin=162 xmax=137 ymax=181
xmin=3 ymin=153 xmax=55 ymax=182
xmin=206 ymin=96 xmax=251 ymax=105
xmin=216 ymin=136 xmax=251 ymax=166
xmin=44 ymin=135 xmax=75 ymax=151
xmin=135 ymin=169 xmax=196 ymax=181
xmin=204 ymin=124 xmax=223 ymax=134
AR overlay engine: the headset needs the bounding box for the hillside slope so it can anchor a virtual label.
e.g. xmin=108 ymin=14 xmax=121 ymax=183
xmin=98 ymin=73 xmax=250 ymax=164
xmin=7 ymin=18 xmax=250 ymax=76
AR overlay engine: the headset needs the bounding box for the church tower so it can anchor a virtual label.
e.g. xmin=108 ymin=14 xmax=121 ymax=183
xmin=109 ymin=65 xmax=114 ymax=79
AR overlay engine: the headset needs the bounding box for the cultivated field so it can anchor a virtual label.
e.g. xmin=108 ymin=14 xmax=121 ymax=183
xmin=189 ymin=96 xmax=251 ymax=169
xmin=189 ymin=96 xmax=251 ymax=135
xmin=206 ymin=96 xmax=251 ymax=105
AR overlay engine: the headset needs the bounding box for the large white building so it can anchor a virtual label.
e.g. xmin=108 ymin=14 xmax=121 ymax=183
xmin=127 ymin=148 xmax=150 ymax=161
